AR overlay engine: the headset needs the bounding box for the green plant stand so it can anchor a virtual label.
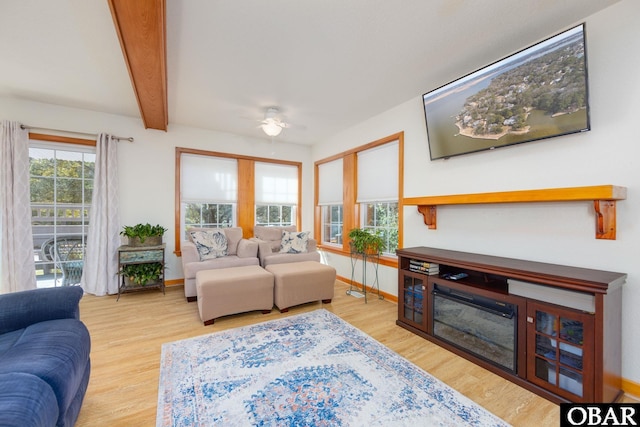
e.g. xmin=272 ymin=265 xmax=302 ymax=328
xmin=348 ymin=245 xmax=383 ymax=303
xmin=117 ymin=244 xmax=166 ymax=301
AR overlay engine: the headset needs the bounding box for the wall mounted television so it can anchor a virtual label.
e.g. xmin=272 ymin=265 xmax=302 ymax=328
xmin=423 ymin=23 xmax=590 ymax=160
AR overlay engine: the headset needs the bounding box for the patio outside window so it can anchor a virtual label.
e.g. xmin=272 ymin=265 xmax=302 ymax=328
xmin=30 ymin=143 xmax=95 ymax=287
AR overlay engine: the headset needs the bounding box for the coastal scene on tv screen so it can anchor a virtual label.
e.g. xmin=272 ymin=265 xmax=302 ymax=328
xmin=424 ymin=24 xmax=589 ymax=160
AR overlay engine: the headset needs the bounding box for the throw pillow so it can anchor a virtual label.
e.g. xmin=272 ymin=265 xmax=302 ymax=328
xmin=189 ymin=230 xmax=228 ymax=261
xmin=279 ymin=231 xmax=309 ymax=254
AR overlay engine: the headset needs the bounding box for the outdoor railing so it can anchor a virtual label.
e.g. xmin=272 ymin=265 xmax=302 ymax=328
xmin=32 ymin=203 xmax=89 ymax=285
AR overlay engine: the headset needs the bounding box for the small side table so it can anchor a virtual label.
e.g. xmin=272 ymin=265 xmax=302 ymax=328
xmin=117 ymin=244 xmax=165 ymax=301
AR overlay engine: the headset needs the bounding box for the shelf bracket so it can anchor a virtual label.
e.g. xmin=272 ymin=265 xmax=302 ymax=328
xmin=417 ymin=205 xmax=437 ymax=229
xmin=594 ymin=200 xmax=617 ymax=240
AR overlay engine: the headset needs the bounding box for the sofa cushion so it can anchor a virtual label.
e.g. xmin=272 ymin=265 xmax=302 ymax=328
xmin=0 ymin=319 xmax=91 ymax=424
xmin=236 ymin=239 xmax=258 ymax=258
xmin=0 ymin=373 xmax=59 ymax=427
xmin=0 ymin=328 xmax=23 ymax=355
xmin=188 ymin=229 xmax=228 ymax=260
xmin=221 ymin=227 xmax=243 ymax=255
xmin=254 ymin=225 xmax=296 ymax=251
xmin=280 ymin=230 xmax=309 ymax=253
xmin=0 ymin=286 xmax=82 ymax=335
xmin=187 ymin=227 xmax=242 ymax=255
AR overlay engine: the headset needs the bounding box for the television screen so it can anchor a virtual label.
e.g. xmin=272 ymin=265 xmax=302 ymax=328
xmin=423 ymin=24 xmax=590 ymax=160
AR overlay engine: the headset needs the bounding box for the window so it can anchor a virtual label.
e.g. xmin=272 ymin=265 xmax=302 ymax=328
xmin=175 ymin=148 xmax=302 ymax=254
xmin=322 ymin=205 xmax=343 ymax=245
xmin=361 ymin=202 xmax=398 ymax=254
xmin=184 ymin=203 xmax=233 ymax=230
xmin=357 ymin=141 xmax=399 ymax=255
xmin=256 ymin=205 xmax=293 ymax=226
xmin=314 ymin=132 xmax=403 ymax=261
xmin=255 ymin=162 xmax=297 ymax=226
xmin=180 ymin=154 xmax=237 ymax=239
xmin=30 ymin=142 xmax=95 ymax=287
xmin=317 ymin=159 xmax=343 ymax=246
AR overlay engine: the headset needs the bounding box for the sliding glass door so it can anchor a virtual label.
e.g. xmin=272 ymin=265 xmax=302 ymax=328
xmin=30 ymin=143 xmax=95 ymax=287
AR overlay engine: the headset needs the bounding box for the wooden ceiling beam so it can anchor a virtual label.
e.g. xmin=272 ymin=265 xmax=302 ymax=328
xmin=108 ymin=0 xmax=168 ymax=130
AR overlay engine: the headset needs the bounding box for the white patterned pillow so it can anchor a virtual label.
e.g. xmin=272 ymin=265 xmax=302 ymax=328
xmin=279 ymin=231 xmax=309 ymax=254
xmin=189 ymin=230 xmax=228 ymax=260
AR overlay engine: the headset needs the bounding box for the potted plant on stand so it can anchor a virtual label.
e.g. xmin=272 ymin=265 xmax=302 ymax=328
xmin=119 ymin=262 xmax=164 ymax=287
xmin=120 ymin=223 xmax=167 ymax=247
xmin=347 ymin=227 xmax=386 ymax=301
xmin=348 ymin=227 xmax=386 ymax=255
xmin=117 ymin=223 xmax=167 ymax=298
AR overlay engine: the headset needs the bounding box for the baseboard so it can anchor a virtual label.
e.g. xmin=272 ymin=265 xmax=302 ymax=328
xmin=622 ymin=378 xmax=640 ymax=400
xmin=165 ymin=279 xmax=184 ymax=287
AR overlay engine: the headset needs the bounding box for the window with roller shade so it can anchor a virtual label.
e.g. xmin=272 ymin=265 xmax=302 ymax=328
xmin=255 ymin=162 xmax=298 ymax=226
xmin=180 ymin=154 xmax=237 ymax=239
xmin=317 ymin=158 xmax=343 ymax=246
xmin=314 ymin=132 xmax=403 ymax=261
xmin=175 ymin=148 xmax=302 ymax=255
xmin=357 ymin=141 xmax=398 ymax=255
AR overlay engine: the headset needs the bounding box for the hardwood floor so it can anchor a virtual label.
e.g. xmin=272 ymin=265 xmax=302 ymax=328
xmin=75 ymin=281 xmax=633 ymax=426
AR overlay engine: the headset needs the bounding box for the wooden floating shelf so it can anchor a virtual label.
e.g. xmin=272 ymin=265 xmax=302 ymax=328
xmin=403 ymin=185 xmax=627 ymax=240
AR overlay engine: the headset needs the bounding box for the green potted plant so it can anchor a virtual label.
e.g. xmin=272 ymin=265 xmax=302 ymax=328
xmin=119 ymin=262 xmax=164 ymax=287
xmin=120 ymin=223 xmax=167 ymax=247
xmin=348 ymin=227 xmax=386 ymax=255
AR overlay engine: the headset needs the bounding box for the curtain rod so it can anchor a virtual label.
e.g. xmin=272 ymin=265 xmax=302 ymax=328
xmin=20 ymin=124 xmax=134 ymax=142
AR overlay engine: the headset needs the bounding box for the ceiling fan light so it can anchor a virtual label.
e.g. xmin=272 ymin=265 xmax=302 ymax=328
xmin=261 ymin=121 xmax=282 ymax=137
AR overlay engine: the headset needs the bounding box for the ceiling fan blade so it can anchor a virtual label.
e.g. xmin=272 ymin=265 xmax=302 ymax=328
xmin=283 ymin=122 xmax=307 ymax=130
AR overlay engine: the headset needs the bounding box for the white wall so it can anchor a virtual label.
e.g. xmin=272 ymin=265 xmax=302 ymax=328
xmin=0 ymin=97 xmax=314 ymax=284
xmin=313 ymin=0 xmax=640 ymax=384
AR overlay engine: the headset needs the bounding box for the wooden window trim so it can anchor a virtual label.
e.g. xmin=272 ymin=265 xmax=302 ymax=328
xmin=29 ymin=133 xmax=96 ymax=147
xmin=314 ymin=132 xmax=404 ymax=268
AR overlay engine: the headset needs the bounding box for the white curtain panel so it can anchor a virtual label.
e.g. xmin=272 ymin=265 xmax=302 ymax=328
xmin=0 ymin=121 xmax=37 ymax=293
xmin=81 ymin=133 xmax=121 ymax=296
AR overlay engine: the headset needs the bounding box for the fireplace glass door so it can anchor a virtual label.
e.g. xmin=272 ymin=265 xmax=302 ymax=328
xmin=401 ymin=274 xmax=426 ymax=330
xmin=432 ymin=284 xmax=516 ymax=372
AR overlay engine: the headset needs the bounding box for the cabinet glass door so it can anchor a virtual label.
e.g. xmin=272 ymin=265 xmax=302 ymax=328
xmin=401 ymin=274 xmax=426 ymax=330
xmin=528 ymin=302 xmax=593 ymax=401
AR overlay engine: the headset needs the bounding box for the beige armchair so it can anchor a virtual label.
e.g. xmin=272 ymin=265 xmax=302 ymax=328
xmin=252 ymin=225 xmax=320 ymax=268
xmin=181 ymin=227 xmax=259 ymax=301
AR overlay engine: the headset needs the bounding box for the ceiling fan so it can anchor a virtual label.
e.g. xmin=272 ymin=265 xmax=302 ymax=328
xmin=259 ymin=107 xmax=291 ymax=137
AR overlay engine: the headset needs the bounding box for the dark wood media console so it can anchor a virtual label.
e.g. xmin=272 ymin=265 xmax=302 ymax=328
xmin=396 ymin=246 xmax=626 ymax=404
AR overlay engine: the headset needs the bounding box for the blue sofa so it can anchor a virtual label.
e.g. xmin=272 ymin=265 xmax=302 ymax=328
xmin=0 ymin=286 xmax=91 ymax=427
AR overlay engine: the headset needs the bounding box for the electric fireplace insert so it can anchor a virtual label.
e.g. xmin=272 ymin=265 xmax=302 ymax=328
xmin=432 ymin=284 xmax=517 ymax=372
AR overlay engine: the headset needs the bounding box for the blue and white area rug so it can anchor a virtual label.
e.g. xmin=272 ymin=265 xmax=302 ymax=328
xmin=157 ymin=309 xmax=510 ymax=427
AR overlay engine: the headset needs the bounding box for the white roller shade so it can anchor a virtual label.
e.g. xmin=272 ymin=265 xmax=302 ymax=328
xmin=357 ymin=141 xmax=398 ymax=203
xmin=318 ymin=158 xmax=343 ymax=205
xmin=255 ymin=162 xmax=298 ymax=204
xmin=181 ymin=154 xmax=237 ymax=203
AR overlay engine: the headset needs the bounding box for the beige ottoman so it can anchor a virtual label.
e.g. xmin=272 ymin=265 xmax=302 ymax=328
xmin=196 ymin=265 xmax=274 ymax=325
xmin=266 ymin=261 xmax=336 ymax=312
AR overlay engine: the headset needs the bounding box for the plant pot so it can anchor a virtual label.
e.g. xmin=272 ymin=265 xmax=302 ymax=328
xmin=128 ymin=236 xmax=162 ymax=247
xmin=124 ymin=276 xmax=160 ymax=287
xmin=349 ymin=241 xmax=381 ymax=256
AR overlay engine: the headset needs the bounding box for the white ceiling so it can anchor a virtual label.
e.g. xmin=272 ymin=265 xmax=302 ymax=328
xmin=0 ymin=0 xmax=620 ymax=145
